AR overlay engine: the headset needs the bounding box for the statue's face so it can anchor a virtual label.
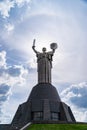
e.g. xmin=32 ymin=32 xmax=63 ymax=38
xmin=42 ymin=47 xmax=46 ymax=52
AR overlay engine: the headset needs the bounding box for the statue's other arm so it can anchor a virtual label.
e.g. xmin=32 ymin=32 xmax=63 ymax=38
xmin=52 ymin=49 xmax=55 ymax=54
xmin=49 ymin=49 xmax=55 ymax=56
xmin=32 ymin=39 xmax=39 ymax=54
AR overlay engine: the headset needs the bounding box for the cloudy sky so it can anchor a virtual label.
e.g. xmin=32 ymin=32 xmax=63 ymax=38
xmin=0 ymin=0 xmax=87 ymax=124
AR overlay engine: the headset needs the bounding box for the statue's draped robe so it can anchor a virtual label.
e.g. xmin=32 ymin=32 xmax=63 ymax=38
xmin=36 ymin=52 xmax=53 ymax=83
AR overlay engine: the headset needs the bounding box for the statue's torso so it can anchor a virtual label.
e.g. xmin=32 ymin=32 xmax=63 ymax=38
xmin=36 ymin=52 xmax=53 ymax=62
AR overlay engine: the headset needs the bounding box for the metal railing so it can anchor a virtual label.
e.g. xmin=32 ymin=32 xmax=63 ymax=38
xmin=20 ymin=122 xmax=32 ymax=130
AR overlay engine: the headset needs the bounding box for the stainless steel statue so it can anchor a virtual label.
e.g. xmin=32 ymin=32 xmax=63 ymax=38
xmin=32 ymin=39 xmax=58 ymax=83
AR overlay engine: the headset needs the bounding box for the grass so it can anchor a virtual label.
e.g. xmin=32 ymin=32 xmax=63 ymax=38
xmin=26 ymin=124 xmax=87 ymax=130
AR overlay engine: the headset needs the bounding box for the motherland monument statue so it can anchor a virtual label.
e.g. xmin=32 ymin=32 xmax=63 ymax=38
xmin=32 ymin=39 xmax=58 ymax=83
xmin=9 ymin=39 xmax=75 ymax=130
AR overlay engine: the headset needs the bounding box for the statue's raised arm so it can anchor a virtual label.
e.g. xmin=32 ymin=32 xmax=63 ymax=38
xmin=32 ymin=39 xmax=39 ymax=54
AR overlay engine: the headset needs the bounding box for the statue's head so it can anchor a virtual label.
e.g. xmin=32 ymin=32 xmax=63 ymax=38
xmin=42 ymin=47 xmax=46 ymax=52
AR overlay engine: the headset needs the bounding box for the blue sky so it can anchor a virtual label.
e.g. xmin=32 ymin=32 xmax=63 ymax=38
xmin=0 ymin=0 xmax=87 ymax=123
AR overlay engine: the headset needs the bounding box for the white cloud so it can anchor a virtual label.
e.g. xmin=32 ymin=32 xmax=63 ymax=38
xmin=0 ymin=0 xmax=14 ymax=18
xmin=74 ymin=107 xmax=87 ymax=122
xmin=61 ymin=82 xmax=87 ymax=122
xmin=4 ymin=23 xmax=14 ymax=32
xmin=0 ymin=50 xmax=29 ymax=123
xmin=0 ymin=0 xmax=31 ymax=18
xmin=61 ymin=82 xmax=87 ymax=107
xmin=15 ymin=0 xmax=31 ymax=7
xmin=0 ymin=51 xmax=6 ymax=67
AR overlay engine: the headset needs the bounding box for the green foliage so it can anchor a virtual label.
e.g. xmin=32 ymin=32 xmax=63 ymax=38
xmin=27 ymin=124 xmax=87 ymax=130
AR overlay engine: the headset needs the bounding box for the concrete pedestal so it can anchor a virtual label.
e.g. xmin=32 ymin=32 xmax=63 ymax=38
xmin=11 ymin=83 xmax=76 ymax=128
